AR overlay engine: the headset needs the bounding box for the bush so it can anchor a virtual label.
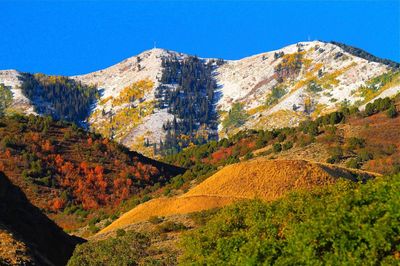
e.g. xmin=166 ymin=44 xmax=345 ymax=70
xmin=222 ymin=103 xmax=249 ymax=128
xmin=116 ymin=229 xmax=126 ymax=237
xmin=148 ymin=216 xmax=164 ymax=224
xmin=387 ymin=105 xmax=397 ymax=118
xmin=358 ymin=149 xmax=373 ymax=161
xmin=181 ymin=174 xmax=400 ymax=265
xmin=188 ymin=209 xmax=219 ymax=226
xmin=365 ymin=97 xmax=393 ymax=116
xmin=88 ymin=224 xmax=99 ymax=234
xmin=68 ymin=231 xmax=150 ymax=266
xmin=244 ymin=152 xmax=254 ymax=160
xmin=327 ymin=146 xmax=343 ymax=163
xmin=273 ymin=143 xmax=282 ymax=153
xmin=282 ymin=141 xmax=293 ymax=151
xmin=156 ymin=221 xmax=187 ymax=233
xmin=346 ymin=158 xmax=360 ymax=169
xmin=347 ymin=137 xmax=365 ymax=150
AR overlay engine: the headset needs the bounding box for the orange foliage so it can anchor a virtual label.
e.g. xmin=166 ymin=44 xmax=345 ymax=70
xmin=42 ymin=140 xmax=54 ymax=152
xmin=55 ymin=154 xmax=64 ymax=166
xmin=52 ymin=198 xmax=65 ymax=211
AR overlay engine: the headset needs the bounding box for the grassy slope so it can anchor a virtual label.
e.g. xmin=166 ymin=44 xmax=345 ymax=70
xmin=100 ymin=159 xmax=378 ymax=233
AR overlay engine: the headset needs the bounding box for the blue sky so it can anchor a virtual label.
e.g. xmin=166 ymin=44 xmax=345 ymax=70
xmin=0 ymin=1 xmax=399 ymax=76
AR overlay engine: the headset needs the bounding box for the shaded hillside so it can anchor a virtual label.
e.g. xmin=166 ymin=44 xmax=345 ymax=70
xmin=0 ymin=114 xmax=184 ymax=230
xmin=0 ymin=172 xmax=84 ymax=266
xmin=100 ymin=159 xmax=378 ymax=233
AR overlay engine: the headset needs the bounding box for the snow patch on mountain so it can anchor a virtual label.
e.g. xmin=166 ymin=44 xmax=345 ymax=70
xmin=0 ymin=70 xmax=36 ymax=114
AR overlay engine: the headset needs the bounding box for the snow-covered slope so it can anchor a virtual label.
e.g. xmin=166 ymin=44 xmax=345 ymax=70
xmin=215 ymin=41 xmax=397 ymax=133
xmin=0 ymin=70 xmax=36 ymax=114
xmin=1 ymin=41 xmax=399 ymax=157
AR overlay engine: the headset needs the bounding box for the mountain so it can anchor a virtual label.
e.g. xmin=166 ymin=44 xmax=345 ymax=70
xmin=1 ymin=41 xmax=399 ymax=157
xmin=0 ymin=172 xmax=84 ymax=265
xmin=66 ymin=97 xmax=400 ymax=265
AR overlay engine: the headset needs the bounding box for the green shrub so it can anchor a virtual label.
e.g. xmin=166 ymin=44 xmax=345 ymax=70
xmin=358 ymin=149 xmax=374 ymax=161
xmin=266 ymin=85 xmax=287 ymax=106
xmin=346 ymin=158 xmax=360 ymax=169
xmin=273 ymin=143 xmax=282 ymax=153
xmin=327 ymin=146 xmax=343 ymax=163
xmin=222 ymin=103 xmax=249 ymax=128
xmin=282 ymin=141 xmax=293 ymax=151
xmin=156 ymin=221 xmax=187 ymax=233
xmin=68 ymin=231 xmax=150 ymax=266
xmin=88 ymin=224 xmax=99 ymax=234
xmin=188 ymin=209 xmax=220 ymax=226
xmin=307 ymin=81 xmax=322 ymax=93
xmin=148 ymin=216 xmax=164 ymax=224
xmin=0 ymin=83 xmax=13 ymax=116
xmin=347 ymin=137 xmax=365 ymax=150
xmin=116 ymin=229 xmax=126 ymax=237
xmin=387 ymin=105 xmax=397 ymax=118
xmin=365 ymin=97 xmax=393 ymax=116
xmin=244 ymin=152 xmax=254 ymax=160
xmin=181 ymin=174 xmax=400 ymax=265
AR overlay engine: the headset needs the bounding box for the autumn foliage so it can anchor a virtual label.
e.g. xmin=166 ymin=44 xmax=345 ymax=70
xmin=0 ymin=114 xmax=182 ymax=219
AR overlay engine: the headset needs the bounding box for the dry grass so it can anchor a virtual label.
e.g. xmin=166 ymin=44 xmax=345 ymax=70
xmin=100 ymin=159 xmax=378 ymax=234
xmin=0 ymin=225 xmax=34 ymax=265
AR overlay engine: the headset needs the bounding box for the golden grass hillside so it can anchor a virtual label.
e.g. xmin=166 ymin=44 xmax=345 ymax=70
xmin=100 ymin=159 xmax=379 ymax=234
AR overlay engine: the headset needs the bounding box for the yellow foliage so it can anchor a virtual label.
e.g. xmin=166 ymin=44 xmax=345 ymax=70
xmin=280 ymin=51 xmax=305 ymax=70
xmin=311 ymin=103 xmax=329 ymax=119
xmin=99 ymin=96 xmax=112 ymax=106
xmin=318 ymin=62 xmax=357 ymax=89
xmin=89 ymin=79 xmax=155 ymax=140
xmin=356 ymin=71 xmax=400 ymax=103
xmin=112 ymin=79 xmax=154 ymax=106
xmin=247 ymin=105 xmax=267 ymax=116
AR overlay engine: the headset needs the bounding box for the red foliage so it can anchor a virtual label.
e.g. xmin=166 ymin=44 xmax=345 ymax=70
xmin=211 ymin=146 xmax=233 ymax=162
xmin=5 ymin=149 xmax=11 ymax=159
xmin=55 ymin=154 xmax=64 ymax=166
xmin=42 ymin=140 xmax=54 ymax=152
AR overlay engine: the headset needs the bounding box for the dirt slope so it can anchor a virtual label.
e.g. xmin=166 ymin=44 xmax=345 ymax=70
xmin=100 ymin=159 xmax=378 ymax=234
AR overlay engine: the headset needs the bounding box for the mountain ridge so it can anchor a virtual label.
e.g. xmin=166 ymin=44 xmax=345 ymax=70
xmin=1 ymin=40 xmax=399 ymax=157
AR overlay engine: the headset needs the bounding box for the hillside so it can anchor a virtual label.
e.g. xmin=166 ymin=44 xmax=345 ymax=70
xmin=1 ymin=41 xmax=399 ymax=157
xmin=0 ymin=172 xmax=84 ymax=265
xmin=99 ymin=158 xmax=378 ymax=234
xmin=181 ymin=173 xmax=400 ymax=265
xmin=0 ymin=114 xmax=184 ymax=231
xmin=164 ymin=95 xmax=400 ymax=179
